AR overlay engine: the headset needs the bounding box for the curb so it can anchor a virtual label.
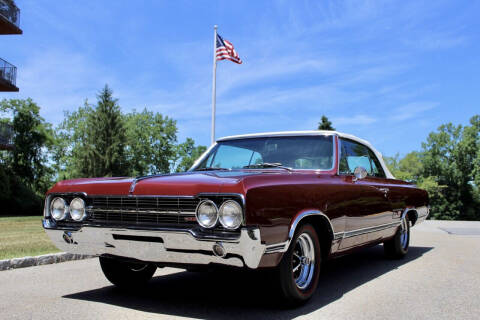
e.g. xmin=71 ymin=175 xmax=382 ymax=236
xmin=0 ymin=252 xmax=94 ymax=271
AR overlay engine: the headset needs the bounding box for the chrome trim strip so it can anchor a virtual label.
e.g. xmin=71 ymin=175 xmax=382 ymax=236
xmin=86 ymin=208 xmax=195 ymax=216
xmin=270 ymin=210 xmax=335 ymax=256
xmin=342 ymin=221 xmax=401 ymax=239
xmin=265 ymin=240 xmax=289 ymax=254
xmin=289 ymin=210 xmax=335 ymax=239
xmin=197 ymin=192 xmax=246 ymax=208
xmin=333 ymin=232 xmax=344 ymax=240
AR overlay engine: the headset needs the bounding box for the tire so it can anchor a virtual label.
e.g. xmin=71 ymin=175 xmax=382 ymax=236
xmin=275 ymin=223 xmax=321 ymax=306
xmin=99 ymin=256 xmax=157 ymax=288
xmin=384 ymin=216 xmax=410 ymax=259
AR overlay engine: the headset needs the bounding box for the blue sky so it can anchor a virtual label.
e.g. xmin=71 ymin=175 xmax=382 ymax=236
xmin=2 ymin=0 xmax=479 ymax=157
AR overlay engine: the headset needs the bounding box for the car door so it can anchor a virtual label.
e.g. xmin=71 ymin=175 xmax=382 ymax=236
xmin=337 ymin=138 xmax=393 ymax=250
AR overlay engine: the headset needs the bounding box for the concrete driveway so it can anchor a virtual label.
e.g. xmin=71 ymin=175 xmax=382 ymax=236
xmin=1 ymin=220 xmax=479 ymax=320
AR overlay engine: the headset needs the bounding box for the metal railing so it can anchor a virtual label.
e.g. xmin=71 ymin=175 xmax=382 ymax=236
xmin=0 ymin=122 xmax=14 ymax=148
xmin=0 ymin=57 xmax=17 ymax=86
xmin=0 ymin=0 xmax=20 ymax=28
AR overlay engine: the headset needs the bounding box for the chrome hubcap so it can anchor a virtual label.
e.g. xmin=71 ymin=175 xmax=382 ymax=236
xmin=400 ymin=218 xmax=409 ymax=249
xmin=292 ymin=233 xmax=315 ymax=290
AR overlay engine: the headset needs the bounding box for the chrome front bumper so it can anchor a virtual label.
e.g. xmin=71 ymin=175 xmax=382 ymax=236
xmin=43 ymin=220 xmax=266 ymax=269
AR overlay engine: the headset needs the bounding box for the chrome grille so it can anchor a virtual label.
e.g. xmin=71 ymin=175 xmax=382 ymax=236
xmin=86 ymin=196 xmax=199 ymax=227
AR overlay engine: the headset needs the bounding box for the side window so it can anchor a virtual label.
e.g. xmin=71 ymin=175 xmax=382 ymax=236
xmin=339 ymin=139 xmax=385 ymax=178
xmin=367 ymin=149 xmax=386 ymax=178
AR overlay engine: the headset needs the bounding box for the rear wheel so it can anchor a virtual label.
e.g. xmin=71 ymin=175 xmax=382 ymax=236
xmin=275 ymin=224 xmax=321 ymax=306
xmin=99 ymin=257 xmax=156 ymax=288
xmin=384 ymin=216 xmax=410 ymax=259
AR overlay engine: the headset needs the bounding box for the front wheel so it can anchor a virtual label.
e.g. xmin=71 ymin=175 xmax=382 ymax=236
xmin=275 ymin=223 xmax=321 ymax=306
xmin=99 ymin=257 xmax=157 ymax=288
xmin=384 ymin=216 xmax=410 ymax=259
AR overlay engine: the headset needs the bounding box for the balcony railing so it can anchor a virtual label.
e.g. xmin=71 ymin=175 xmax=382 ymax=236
xmin=0 ymin=57 xmax=17 ymax=87
xmin=0 ymin=0 xmax=20 ymax=28
xmin=0 ymin=122 xmax=14 ymax=150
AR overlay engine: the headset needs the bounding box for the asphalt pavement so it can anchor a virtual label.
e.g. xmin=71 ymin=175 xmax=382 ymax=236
xmin=1 ymin=220 xmax=479 ymax=320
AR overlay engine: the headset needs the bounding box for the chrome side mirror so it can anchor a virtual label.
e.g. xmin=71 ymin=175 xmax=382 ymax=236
xmin=353 ymin=166 xmax=368 ymax=181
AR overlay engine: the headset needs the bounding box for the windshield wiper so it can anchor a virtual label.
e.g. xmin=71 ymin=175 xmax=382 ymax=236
xmin=243 ymin=162 xmax=292 ymax=171
xmin=195 ymin=167 xmax=231 ymax=171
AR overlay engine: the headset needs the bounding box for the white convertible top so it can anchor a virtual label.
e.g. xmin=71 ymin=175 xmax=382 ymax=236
xmin=216 ymin=130 xmax=395 ymax=179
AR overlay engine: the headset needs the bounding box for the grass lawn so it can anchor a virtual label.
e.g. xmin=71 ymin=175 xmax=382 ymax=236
xmin=0 ymin=216 xmax=60 ymax=260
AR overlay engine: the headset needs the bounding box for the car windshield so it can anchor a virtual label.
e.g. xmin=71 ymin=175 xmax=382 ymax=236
xmin=194 ymin=135 xmax=334 ymax=170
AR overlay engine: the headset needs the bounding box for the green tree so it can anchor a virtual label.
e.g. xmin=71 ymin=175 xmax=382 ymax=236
xmin=386 ymin=115 xmax=480 ymax=221
xmin=172 ymin=138 xmax=207 ymax=172
xmin=53 ymin=85 xmax=206 ymax=179
xmin=85 ymin=85 xmax=128 ymax=177
xmin=0 ymin=98 xmax=53 ymax=193
xmin=384 ymin=152 xmax=423 ymax=181
xmin=53 ymin=101 xmax=93 ymax=180
xmin=0 ymin=98 xmax=54 ymax=215
xmin=318 ymin=115 xmax=335 ymax=131
xmin=124 ymin=108 xmax=178 ymax=176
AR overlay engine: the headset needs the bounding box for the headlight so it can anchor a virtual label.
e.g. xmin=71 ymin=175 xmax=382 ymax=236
xmin=196 ymin=200 xmax=218 ymax=228
xmin=50 ymin=197 xmax=68 ymax=220
xmin=70 ymin=198 xmax=86 ymax=221
xmin=219 ymin=200 xmax=243 ymax=229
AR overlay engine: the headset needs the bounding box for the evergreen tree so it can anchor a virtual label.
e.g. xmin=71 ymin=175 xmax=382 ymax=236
xmin=318 ymin=115 xmax=335 ymax=130
xmin=83 ymin=85 xmax=127 ymax=177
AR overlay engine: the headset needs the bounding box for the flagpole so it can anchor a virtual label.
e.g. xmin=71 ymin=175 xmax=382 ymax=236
xmin=211 ymin=25 xmax=218 ymax=146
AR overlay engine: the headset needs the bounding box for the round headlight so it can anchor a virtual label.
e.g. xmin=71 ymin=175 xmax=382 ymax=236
xmin=219 ymin=200 xmax=243 ymax=229
xmin=196 ymin=200 xmax=218 ymax=228
xmin=70 ymin=198 xmax=86 ymax=221
xmin=50 ymin=197 xmax=68 ymax=220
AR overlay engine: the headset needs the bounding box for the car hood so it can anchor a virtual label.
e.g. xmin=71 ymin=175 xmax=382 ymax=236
xmin=47 ymin=171 xmax=268 ymax=196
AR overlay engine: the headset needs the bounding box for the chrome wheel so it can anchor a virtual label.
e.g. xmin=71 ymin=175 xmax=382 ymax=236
xmin=292 ymin=233 xmax=316 ymax=290
xmin=400 ymin=217 xmax=409 ymax=249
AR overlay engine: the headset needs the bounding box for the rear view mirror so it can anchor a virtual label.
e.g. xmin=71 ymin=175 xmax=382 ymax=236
xmin=353 ymin=166 xmax=368 ymax=181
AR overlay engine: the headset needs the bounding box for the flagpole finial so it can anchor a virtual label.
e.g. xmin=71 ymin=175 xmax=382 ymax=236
xmin=214 ymin=25 xmax=218 ymax=29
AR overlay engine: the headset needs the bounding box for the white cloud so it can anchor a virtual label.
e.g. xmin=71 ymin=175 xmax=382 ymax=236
xmin=332 ymin=115 xmax=377 ymax=127
xmin=391 ymin=102 xmax=439 ymax=121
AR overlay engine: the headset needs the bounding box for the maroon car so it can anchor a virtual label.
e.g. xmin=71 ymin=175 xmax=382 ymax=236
xmin=43 ymin=131 xmax=429 ymax=304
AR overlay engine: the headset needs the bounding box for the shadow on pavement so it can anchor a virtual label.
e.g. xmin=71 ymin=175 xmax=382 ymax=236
xmin=64 ymin=245 xmax=433 ymax=319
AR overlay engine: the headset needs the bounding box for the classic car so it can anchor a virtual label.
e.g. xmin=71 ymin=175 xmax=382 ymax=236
xmin=43 ymin=130 xmax=429 ymax=304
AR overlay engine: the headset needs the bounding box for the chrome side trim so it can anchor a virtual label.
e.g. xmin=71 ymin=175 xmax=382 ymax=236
xmin=288 ymin=210 xmax=335 ymax=239
xmin=265 ymin=241 xmax=289 ymax=254
xmin=333 ymin=232 xmax=344 ymax=240
xmin=342 ymin=221 xmax=401 ymax=239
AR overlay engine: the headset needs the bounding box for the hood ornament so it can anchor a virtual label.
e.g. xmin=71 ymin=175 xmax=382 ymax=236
xmin=129 ymin=179 xmax=137 ymax=194
xmin=129 ymin=172 xmax=184 ymax=194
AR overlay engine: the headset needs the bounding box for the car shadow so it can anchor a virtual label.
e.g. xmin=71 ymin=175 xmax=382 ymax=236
xmin=64 ymin=245 xmax=433 ymax=319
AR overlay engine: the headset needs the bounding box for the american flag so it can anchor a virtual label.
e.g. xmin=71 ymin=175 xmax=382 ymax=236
xmin=216 ymin=34 xmax=242 ymax=64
